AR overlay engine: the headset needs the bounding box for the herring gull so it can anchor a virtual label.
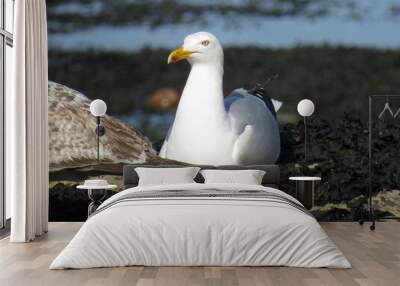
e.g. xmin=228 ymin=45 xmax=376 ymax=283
xmin=160 ymin=32 xmax=281 ymax=165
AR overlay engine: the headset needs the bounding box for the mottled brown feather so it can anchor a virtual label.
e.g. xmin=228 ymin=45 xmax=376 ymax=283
xmin=49 ymin=81 xmax=157 ymax=171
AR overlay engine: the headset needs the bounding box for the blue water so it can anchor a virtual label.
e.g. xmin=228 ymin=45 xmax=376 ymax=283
xmin=49 ymin=0 xmax=400 ymax=50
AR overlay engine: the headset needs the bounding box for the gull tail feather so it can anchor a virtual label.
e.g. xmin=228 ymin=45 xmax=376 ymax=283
xmin=272 ymin=99 xmax=282 ymax=112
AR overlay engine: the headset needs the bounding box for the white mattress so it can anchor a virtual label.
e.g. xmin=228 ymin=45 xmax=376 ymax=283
xmin=50 ymin=183 xmax=351 ymax=269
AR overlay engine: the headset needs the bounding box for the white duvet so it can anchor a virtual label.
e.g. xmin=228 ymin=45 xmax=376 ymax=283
xmin=50 ymin=183 xmax=351 ymax=269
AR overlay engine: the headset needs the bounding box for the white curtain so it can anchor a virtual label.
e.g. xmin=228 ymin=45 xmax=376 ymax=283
xmin=7 ymin=0 xmax=49 ymax=242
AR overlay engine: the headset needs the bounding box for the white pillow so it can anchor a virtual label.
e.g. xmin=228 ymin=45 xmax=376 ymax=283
xmin=200 ymin=169 xmax=266 ymax=185
xmin=135 ymin=167 xmax=200 ymax=186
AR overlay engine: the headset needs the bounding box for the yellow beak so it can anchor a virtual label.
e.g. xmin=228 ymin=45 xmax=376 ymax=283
xmin=167 ymin=47 xmax=193 ymax=64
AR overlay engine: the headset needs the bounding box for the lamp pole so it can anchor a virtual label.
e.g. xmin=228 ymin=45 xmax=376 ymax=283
xmin=97 ymin=117 xmax=100 ymax=161
xmin=297 ymin=99 xmax=314 ymax=164
xmin=95 ymin=116 xmax=105 ymax=162
xmin=304 ymin=116 xmax=307 ymax=162
xmin=90 ymin=99 xmax=107 ymax=163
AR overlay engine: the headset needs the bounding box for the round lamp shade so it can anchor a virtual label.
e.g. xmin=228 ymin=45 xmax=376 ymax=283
xmin=297 ymin=99 xmax=315 ymax=117
xmin=90 ymin=99 xmax=107 ymax=117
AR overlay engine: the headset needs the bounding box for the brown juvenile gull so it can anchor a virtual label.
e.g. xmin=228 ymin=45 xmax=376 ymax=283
xmin=48 ymin=81 xmax=158 ymax=171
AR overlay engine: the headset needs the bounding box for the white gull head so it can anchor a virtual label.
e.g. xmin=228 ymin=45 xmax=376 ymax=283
xmin=168 ymin=32 xmax=223 ymax=67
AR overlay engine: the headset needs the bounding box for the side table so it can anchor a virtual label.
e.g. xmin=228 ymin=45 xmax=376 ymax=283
xmin=289 ymin=176 xmax=321 ymax=210
xmin=77 ymin=184 xmax=117 ymax=217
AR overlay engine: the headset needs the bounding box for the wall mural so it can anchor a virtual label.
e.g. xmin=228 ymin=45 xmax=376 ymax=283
xmin=47 ymin=0 xmax=400 ymax=222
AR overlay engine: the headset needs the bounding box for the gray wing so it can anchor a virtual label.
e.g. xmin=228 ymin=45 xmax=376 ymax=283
xmin=225 ymin=88 xmax=280 ymax=164
xmin=224 ymin=88 xmax=268 ymax=134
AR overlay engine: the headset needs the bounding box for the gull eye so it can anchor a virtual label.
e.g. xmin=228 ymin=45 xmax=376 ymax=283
xmin=201 ymin=40 xmax=210 ymax=46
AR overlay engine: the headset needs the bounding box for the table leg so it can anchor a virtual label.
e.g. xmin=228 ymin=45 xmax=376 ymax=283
xmin=87 ymin=189 xmax=106 ymax=217
xmin=295 ymin=181 xmax=315 ymax=210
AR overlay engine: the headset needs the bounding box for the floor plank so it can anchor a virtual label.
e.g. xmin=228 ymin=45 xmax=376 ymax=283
xmin=0 ymin=222 xmax=399 ymax=286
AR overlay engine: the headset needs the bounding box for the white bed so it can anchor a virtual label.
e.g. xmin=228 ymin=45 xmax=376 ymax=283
xmin=50 ymin=182 xmax=351 ymax=269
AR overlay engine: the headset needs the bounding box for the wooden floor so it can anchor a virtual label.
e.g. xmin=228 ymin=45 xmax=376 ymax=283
xmin=0 ymin=222 xmax=399 ymax=286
